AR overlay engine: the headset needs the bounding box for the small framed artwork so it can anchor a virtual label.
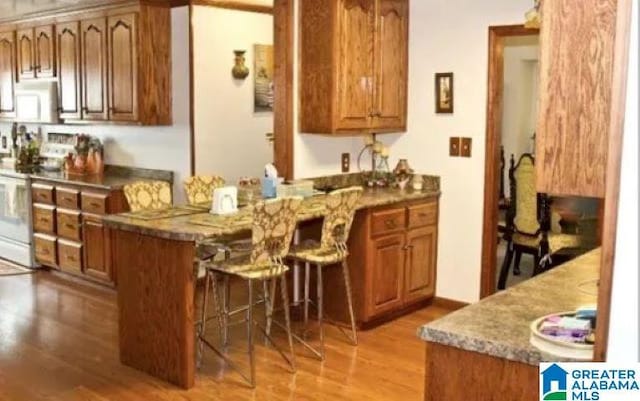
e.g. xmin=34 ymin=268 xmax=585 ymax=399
xmin=435 ymin=72 xmax=454 ymax=113
xmin=254 ymin=44 xmax=274 ymax=112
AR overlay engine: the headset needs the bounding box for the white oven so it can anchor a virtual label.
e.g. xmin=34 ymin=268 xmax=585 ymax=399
xmin=0 ymin=171 xmax=36 ymax=267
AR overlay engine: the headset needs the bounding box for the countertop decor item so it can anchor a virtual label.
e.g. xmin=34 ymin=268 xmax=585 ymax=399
xmin=358 ymin=134 xmax=392 ymax=187
xmin=64 ymin=134 xmax=103 ymax=176
xmin=524 ymin=0 xmax=541 ymax=29
xmin=435 ymin=72 xmax=454 ymax=113
xmin=211 ymin=186 xmax=239 ymax=215
xmin=529 ymin=311 xmax=594 ymax=361
xmin=232 ymin=50 xmax=250 ymax=80
xmin=393 ymin=159 xmax=414 ymax=189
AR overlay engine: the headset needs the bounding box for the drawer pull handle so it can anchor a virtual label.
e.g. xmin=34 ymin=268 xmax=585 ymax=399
xmin=418 ymin=213 xmax=429 ymax=218
xmin=39 ymin=249 xmax=50 ymax=255
xmin=89 ymin=202 xmax=102 ymax=208
xmin=384 ymin=219 xmax=397 ymax=229
xmin=67 ymin=256 xmax=77 ymax=262
xmin=65 ymin=223 xmax=76 ymax=229
xmin=39 ymin=217 xmax=50 ymax=222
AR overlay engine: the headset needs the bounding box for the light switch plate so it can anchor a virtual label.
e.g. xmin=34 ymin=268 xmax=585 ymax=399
xmin=461 ymin=137 xmax=472 ymax=157
xmin=341 ymin=153 xmax=350 ymax=173
xmin=449 ymin=137 xmax=461 ymax=157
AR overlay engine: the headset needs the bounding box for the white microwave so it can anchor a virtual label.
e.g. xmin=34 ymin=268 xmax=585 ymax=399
xmin=15 ymin=81 xmax=59 ymax=124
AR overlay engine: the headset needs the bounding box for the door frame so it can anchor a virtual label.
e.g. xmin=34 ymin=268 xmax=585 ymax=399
xmin=188 ymin=0 xmax=294 ymax=179
xmin=479 ymin=25 xmax=539 ymax=299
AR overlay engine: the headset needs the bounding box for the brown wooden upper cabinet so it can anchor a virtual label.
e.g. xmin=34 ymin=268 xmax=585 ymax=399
xmin=56 ymin=21 xmax=82 ymax=120
xmin=81 ymin=18 xmax=108 ymax=121
xmin=0 ymin=30 xmax=16 ymax=118
xmin=300 ymin=0 xmax=409 ymax=134
xmin=17 ymin=25 xmax=55 ymax=80
xmin=107 ymin=14 xmax=138 ymax=122
xmin=535 ymin=0 xmax=618 ymax=198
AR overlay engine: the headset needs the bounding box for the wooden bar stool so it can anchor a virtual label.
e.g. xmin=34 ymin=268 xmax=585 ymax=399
xmin=287 ymin=187 xmax=362 ymax=360
xmin=197 ymin=197 xmax=302 ymax=388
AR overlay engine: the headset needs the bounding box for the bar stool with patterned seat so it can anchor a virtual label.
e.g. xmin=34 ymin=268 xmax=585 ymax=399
xmin=287 ymin=186 xmax=362 ymax=360
xmin=123 ymin=180 xmax=172 ymax=212
xmin=197 ymin=197 xmax=302 ymax=388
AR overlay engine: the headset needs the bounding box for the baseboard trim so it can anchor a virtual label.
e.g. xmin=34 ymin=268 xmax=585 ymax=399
xmin=431 ymin=297 xmax=470 ymax=311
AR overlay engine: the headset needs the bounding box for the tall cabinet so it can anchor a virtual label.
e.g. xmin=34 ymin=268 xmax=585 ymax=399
xmin=300 ymin=0 xmax=409 ymax=134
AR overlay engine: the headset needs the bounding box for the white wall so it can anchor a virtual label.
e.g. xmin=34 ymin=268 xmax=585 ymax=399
xmin=192 ymin=6 xmax=274 ymax=182
xmin=293 ymin=0 xmax=533 ymax=303
xmin=501 ymin=35 xmax=539 ymax=185
xmin=606 ymin=0 xmax=638 ymax=362
xmin=0 ymin=7 xmax=192 ymax=203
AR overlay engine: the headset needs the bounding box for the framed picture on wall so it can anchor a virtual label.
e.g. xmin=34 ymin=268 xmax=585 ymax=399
xmin=435 ymin=72 xmax=454 ymax=113
xmin=254 ymin=44 xmax=274 ymax=112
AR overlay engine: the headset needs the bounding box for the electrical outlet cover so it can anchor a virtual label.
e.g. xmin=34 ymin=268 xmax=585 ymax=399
xmin=341 ymin=153 xmax=350 ymax=173
xmin=449 ymin=137 xmax=461 ymax=157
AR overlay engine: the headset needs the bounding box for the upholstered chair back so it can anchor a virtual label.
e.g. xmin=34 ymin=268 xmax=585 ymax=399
xmin=123 ymin=181 xmax=173 ymax=212
xmin=184 ymin=175 xmax=226 ymax=205
xmin=250 ymin=197 xmax=303 ymax=264
xmin=320 ymin=187 xmax=363 ymax=249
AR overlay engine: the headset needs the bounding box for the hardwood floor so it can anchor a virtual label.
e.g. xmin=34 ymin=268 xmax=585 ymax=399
xmin=0 ymin=271 xmax=451 ymax=401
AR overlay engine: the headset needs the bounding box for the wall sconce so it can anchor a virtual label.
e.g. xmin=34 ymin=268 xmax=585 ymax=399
xmin=232 ymin=50 xmax=250 ymax=80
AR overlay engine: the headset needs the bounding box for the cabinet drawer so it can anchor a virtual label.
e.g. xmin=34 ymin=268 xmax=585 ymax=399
xmin=56 ymin=187 xmax=80 ymax=210
xmin=81 ymin=192 xmax=108 ymax=215
xmin=33 ymin=204 xmax=56 ymax=234
xmin=56 ymin=209 xmax=82 ymax=241
xmin=58 ymin=240 xmax=83 ymax=273
xmin=371 ymin=207 xmax=406 ymax=237
xmin=408 ymin=202 xmax=438 ymax=229
xmin=32 ymin=184 xmax=54 ymax=205
xmin=34 ymin=234 xmax=57 ymax=266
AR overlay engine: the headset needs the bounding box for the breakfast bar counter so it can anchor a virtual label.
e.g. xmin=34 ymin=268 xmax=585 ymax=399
xmin=103 ymin=180 xmax=441 ymax=389
xmin=418 ymin=248 xmax=600 ymax=400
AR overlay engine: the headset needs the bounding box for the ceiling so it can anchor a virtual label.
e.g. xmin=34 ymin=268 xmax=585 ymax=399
xmin=0 ymin=0 xmax=109 ymax=21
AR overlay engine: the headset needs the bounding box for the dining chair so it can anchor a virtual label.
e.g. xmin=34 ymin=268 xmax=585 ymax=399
xmin=497 ymin=154 xmax=582 ymax=290
xmin=197 ymin=197 xmax=302 ymax=388
xmin=287 ymin=187 xmax=362 ymax=360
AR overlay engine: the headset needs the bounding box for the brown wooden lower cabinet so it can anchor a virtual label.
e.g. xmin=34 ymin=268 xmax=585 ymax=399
xmin=31 ymin=179 xmax=127 ymax=286
xmin=83 ymin=215 xmax=112 ymax=283
xmin=325 ymin=198 xmax=439 ymax=327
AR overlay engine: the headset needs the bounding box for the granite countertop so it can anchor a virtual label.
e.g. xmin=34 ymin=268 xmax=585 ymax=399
xmin=26 ymin=165 xmax=173 ymax=190
xmin=103 ymin=187 xmax=441 ymax=241
xmin=418 ymin=248 xmax=601 ymax=365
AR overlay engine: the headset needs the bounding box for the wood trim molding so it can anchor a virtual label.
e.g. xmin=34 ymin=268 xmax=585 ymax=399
xmin=593 ymin=0 xmax=633 ymax=362
xmin=190 ymin=0 xmax=273 ymax=14
xmin=431 ymin=297 xmax=470 ymax=312
xmin=188 ymin=4 xmax=196 ymax=175
xmin=272 ymin=0 xmax=294 ymax=179
xmin=480 ymin=25 xmax=538 ymax=299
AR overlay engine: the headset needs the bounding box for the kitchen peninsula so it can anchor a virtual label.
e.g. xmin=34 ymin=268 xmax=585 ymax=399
xmin=419 ymin=248 xmax=601 ymax=400
xmin=103 ymin=173 xmax=441 ymax=388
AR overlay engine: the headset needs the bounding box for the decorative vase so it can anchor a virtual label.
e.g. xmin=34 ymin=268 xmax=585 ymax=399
xmin=232 ymin=50 xmax=250 ymax=80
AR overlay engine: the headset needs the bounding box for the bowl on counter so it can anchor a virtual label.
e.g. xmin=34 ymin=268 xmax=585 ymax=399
xmin=529 ymin=312 xmax=594 ymax=362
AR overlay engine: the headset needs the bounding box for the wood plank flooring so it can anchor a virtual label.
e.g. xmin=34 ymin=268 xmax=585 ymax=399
xmin=0 ymin=271 xmax=451 ymax=401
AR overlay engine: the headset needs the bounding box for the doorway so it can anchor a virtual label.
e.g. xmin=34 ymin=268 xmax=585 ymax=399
xmin=480 ymin=25 xmax=603 ymax=297
xmin=189 ymin=0 xmax=294 ymax=181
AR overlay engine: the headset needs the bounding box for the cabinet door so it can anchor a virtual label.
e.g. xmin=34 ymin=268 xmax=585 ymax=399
xmin=368 ymin=233 xmax=405 ymax=317
xmin=83 ymin=217 xmax=112 ymax=283
xmin=373 ymin=0 xmax=408 ymax=130
xmin=0 ymin=31 xmax=16 ymax=117
xmin=107 ymin=14 xmax=138 ymax=122
xmin=34 ymin=25 xmax=55 ymax=78
xmin=336 ymin=0 xmax=375 ymax=131
xmin=17 ymin=28 xmax=35 ymax=80
xmin=404 ymin=226 xmax=437 ymax=304
xmin=535 ymin=0 xmax=617 ymax=197
xmin=56 ymin=22 xmax=81 ymax=120
xmin=81 ymin=18 xmax=108 ymax=121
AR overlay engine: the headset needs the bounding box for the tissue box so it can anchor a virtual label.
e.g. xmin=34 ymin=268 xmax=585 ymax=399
xmin=277 ymin=180 xmax=314 ymax=198
xmin=262 ymin=177 xmax=279 ymax=199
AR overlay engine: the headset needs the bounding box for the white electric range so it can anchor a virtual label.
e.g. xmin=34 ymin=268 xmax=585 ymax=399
xmin=0 ymin=168 xmax=37 ymax=268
